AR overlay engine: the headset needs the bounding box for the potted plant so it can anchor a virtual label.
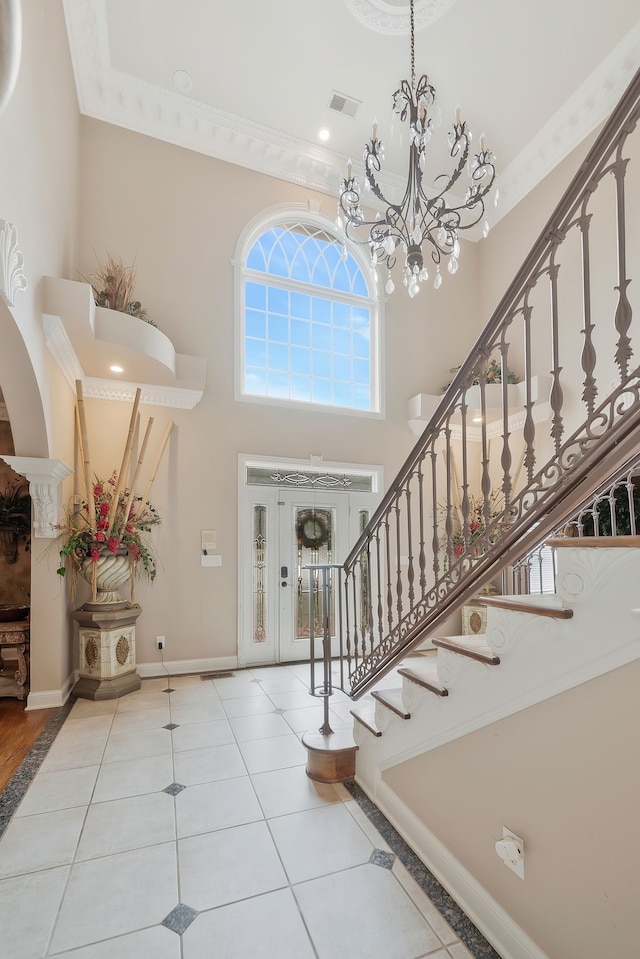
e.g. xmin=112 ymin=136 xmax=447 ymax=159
xmin=82 ymin=253 xmax=156 ymax=326
xmin=0 ymin=478 xmax=31 ymax=563
xmin=56 ymin=469 xmax=160 ymax=607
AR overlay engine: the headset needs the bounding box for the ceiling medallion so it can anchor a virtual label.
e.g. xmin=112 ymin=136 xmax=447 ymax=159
xmin=345 ymin=0 xmax=456 ymax=35
xmin=338 ymin=0 xmax=496 ymax=297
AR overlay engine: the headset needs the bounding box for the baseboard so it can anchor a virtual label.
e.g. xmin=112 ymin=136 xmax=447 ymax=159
xmin=137 ymin=655 xmax=239 ymax=678
xmin=371 ymin=778 xmax=549 ymax=959
xmin=26 ymin=671 xmax=75 ymax=710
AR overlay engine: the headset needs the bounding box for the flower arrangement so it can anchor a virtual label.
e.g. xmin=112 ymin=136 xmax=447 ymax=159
xmin=56 ymin=470 xmax=160 ymax=587
xmin=57 ymin=382 xmax=173 ymax=606
xmin=442 ymin=490 xmax=505 ymax=558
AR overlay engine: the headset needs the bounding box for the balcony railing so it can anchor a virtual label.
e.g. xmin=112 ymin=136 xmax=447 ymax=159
xmin=327 ymin=67 xmax=640 ymax=699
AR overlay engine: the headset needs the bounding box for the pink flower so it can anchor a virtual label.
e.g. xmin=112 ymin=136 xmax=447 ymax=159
xmin=93 ymin=484 xmax=103 ymax=497
xmin=129 ymin=543 xmax=140 ymax=561
xmin=107 ymin=537 xmax=120 ymax=554
xmin=469 ymin=522 xmax=480 ymax=532
xmin=454 ymin=544 xmax=464 ymax=556
xmin=99 ymin=502 xmax=110 ymax=516
xmin=126 ymin=524 xmax=133 ymax=533
xmin=90 ymin=545 xmax=101 ymax=561
xmin=96 ymin=531 xmax=106 ymax=542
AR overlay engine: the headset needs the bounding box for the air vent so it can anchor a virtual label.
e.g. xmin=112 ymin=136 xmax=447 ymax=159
xmin=329 ymin=91 xmax=362 ymax=117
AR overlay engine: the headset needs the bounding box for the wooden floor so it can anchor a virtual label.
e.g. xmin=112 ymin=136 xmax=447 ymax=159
xmin=0 ymin=698 xmax=57 ymax=793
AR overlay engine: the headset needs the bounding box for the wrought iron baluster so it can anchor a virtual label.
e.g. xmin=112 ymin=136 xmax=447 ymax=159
xmin=548 ymin=258 xmax=564 ymax=454
xmin=395 ymin=494 xmax=403 ymax=623
xmin=430 ymin=447 xmax=440 ymax=580
xmin=417 ymin=460 xmax=427 ymax=595
xmin=499 ymin=334 xmax=513 ymax=506
xmin=478 ymin=371 xmax=492 ymax=553
xmin=578 ymin=210 xmax=598 ymax=414
xmin=522 ymin=301 xmax=536 ymax=484
xmin=375 ymin=528 xmax=384 ymax=646
xmin=384 ymin=513 xmax=393 ymax=635
xmin=612 ymin=156 xmax=633 ymax=380
xmin=406 ymin=482 xmax=415 ymax=610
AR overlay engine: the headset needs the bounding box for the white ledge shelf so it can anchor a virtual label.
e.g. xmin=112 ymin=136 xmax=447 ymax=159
xmin=42 ymin=276 xmax=205 ymax=409
xmin=408 ymin=378 xmax=552 ymax=440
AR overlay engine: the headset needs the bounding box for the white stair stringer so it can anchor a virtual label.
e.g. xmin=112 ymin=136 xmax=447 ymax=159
xmin=353 ymin=545 xmax=640 ymax=798
xmin=350 ymin=545 xmax=640 ymax=959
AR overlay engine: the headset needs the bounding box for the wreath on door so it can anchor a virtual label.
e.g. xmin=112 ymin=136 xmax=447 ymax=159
xmin=296 ymin=509 xmax=330 ymax=550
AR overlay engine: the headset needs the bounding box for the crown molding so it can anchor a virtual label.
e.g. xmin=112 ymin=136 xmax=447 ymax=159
xmin=62 ymin=0 xmax=640 ymax=233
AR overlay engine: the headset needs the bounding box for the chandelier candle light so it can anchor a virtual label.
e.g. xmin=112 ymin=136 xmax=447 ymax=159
xmin=338 ymin=0 xmax=497 ymax=297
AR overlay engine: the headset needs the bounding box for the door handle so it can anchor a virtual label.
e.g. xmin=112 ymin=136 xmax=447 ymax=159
xmin=281 ymin=566 xmax=288 ymax=578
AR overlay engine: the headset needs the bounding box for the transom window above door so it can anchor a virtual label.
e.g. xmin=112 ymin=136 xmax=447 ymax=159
xmin=235 ymin=211 xmax=382 ymax=415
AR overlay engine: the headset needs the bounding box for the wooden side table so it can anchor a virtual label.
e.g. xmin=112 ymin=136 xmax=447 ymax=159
xmin=0 ymin=620 xmax=30 ymax=700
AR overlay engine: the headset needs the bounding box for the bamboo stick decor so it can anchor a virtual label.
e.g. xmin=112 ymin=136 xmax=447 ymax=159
xmin=120 ymin=415 xmax=154 ymax=527
xmin=75 ymin=380 xmax=96 ymax=532
xmin=106 ymin=387 xmax=141 ymax=531
xmin=135 ymin=420 xmax=173 ymax=517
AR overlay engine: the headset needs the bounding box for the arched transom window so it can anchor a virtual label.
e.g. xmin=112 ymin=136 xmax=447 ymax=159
xmin=236 ymin=214 xmax=380 ymax=413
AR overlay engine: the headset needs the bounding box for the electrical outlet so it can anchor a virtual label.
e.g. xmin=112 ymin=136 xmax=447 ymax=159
xmin=156 ymin=636 xmax=165 ymax=650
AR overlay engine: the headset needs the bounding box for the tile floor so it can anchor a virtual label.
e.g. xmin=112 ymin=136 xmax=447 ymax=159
xmin=0 ymin=664 xmax=480 ymax=959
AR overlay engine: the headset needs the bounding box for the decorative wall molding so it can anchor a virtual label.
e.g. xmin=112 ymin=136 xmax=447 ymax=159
xmin=61 ymin=0 xmax=640 ymax=231
xmin=0 ymin=219 xmax=27 ymax=306
xmin=1 ymin=456 xmax=73 ymax=537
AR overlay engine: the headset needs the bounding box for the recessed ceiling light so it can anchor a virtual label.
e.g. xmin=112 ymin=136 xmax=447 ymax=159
xmin=318 ymin=128 xmax=331 ymax=142
xmin=110 ymin=365 xmax=124 ymax=374
xmin=472 ymin=415 xmax=483 ymax=423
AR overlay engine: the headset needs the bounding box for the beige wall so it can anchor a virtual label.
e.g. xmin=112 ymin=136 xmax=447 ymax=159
xmin=384 ymin=659 xmax=640 ymax=959
xmin=74 ymin=117 xmax=483 ymax=666
xmin=0 ymin=0 xmax=79 ymax=696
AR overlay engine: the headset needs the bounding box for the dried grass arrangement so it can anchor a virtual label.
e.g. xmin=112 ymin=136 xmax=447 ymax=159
xmin=83 ymin=253 xmax=156 ymax=326
xmin=56 ymin=382 xmax=173 ymax=603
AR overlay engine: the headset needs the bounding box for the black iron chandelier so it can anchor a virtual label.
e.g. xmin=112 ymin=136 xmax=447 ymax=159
xmin=338 ymin=0 xmax=497 ymax=297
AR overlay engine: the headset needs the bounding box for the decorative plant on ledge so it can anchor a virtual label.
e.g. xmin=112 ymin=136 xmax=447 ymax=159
xmin=443 ymin=358 xmax=519 ymax=392
xmin=83 ymin=253 xmax=156 ymax=326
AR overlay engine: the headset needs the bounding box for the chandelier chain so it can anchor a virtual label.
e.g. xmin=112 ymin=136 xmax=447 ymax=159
xmin=410 ymin=0 xmax=415 ymax=91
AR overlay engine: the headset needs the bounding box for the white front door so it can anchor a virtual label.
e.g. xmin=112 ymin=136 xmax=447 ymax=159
xmin=238 ymin=460 xmax=380 ymax=667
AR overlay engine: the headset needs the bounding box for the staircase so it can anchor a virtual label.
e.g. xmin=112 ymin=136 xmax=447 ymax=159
xmin=349 ymin=535 xmax=640 ymax=787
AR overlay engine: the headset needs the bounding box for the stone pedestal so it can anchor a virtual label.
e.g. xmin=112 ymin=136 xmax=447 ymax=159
xmin=72 ymin=605 xmax=142 ymax=700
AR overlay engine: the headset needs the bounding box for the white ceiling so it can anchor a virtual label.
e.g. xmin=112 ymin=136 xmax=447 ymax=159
xmin=63 ymin=0 xmax=640 ymax=226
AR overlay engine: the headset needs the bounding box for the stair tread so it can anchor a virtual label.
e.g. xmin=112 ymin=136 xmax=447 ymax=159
xmin=432 ymin=634 xmax=500 ymax=665
xmin=397 ymin=659 xmax=448 ymax=696
xmin=350 ymin=702 xmax=382 ymax=737
xmin=371 ymin=687 xmax=411 ymax=718
xmin=476 ymin=595 xmax=573 ymax=619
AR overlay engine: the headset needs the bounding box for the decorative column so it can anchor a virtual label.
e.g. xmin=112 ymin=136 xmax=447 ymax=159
xmin=72 ymin=605 xmax=142 ymax=700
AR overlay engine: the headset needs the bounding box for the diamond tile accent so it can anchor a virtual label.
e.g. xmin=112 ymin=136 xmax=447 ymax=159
xmin=272 ymin=707 xmax=286 ymax=714
xmin=161 ymin=903 xmax=199 ymax=934
xmin=163 ymin=687 xmax=176 ymax=693
xmin=369 ymin=848 xmax=396 ymax=869
xmin=164 ymin=723 xmax=179 ymax=730
xmin=163 ymin=782 xmax=186 ymax=796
